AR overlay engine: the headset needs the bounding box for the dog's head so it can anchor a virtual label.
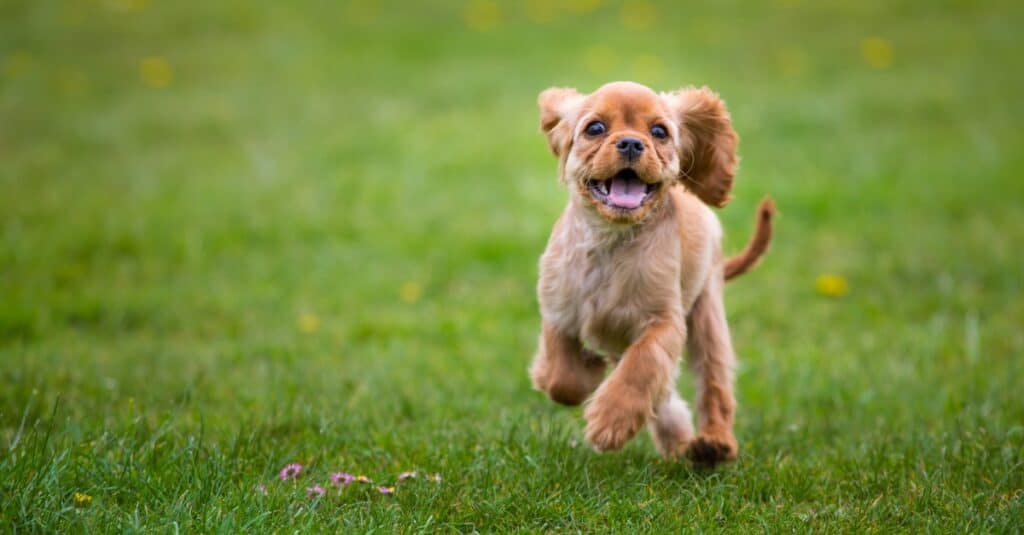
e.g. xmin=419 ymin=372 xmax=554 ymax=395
xmin=539 ymin=81 xmax=738 ymax=224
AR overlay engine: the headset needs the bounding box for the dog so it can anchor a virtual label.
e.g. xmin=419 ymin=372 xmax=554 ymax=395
xmin=528 ymin=81 xmax=774 ymax=465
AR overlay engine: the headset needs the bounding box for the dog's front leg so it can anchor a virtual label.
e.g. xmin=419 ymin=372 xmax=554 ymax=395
xmin=584 ymin=318 xmax=684 ymax=451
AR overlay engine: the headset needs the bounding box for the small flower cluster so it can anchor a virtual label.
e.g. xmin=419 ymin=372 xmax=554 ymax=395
xmin=73 ymin=492 xmax=92 ymax=507
xmin=261 ymin=463 xmax=441 ymax=500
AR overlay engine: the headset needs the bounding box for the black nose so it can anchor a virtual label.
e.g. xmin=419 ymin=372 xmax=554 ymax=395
xmin=615 ymin=137 xmax=644 ymax=159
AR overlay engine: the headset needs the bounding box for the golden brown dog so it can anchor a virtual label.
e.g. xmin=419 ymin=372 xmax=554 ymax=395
xmin=529 ymin=81 xmax=774 ymax=465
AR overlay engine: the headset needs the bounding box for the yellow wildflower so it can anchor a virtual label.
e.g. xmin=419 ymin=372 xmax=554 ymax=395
xmin=4 ymin=51 xmax=33 ymax=78
xmin=815 ymin=274 xmax=849 ymax=298
xmin=399 ymin=281 xmax=423 ymax=304
xmin=108 ymin=0 xmax=149 ymax=11
xmin=563 ymin=0 xmax=603 ymax=14
xmin=297 ymin=313 xmax=320 ymax=333
xmin=139 ymin=56 xmax=173 ymax=88
xmin=525 ymin=0 xmax=556 ymax=23
xmin=861 ymin=37 xmax=893 ymax=69
xmin=463 ymin=0 xmax=501 ymax=31
xmin=346 ymin=0 xmax=379 ymax=24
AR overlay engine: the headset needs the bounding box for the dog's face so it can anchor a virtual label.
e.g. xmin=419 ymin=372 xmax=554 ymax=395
xmin=539 ymin=81 xmax=738 ymax=224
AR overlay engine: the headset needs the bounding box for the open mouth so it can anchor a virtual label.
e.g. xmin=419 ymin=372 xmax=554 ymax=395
xmin=586 ymin=169 xmax=661 ymax=210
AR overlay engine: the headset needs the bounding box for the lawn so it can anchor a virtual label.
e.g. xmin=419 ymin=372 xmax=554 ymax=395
xmin=2 ymin=0 xmax=1023 ymax=531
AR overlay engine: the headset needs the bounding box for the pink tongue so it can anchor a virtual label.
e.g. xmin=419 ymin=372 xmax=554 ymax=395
xmin=608 ymin=176 xmax=646 ymax=209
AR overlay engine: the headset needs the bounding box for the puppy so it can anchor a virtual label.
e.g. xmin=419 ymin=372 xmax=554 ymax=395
xmin=529 ymin=81 xmax=774 ymax=465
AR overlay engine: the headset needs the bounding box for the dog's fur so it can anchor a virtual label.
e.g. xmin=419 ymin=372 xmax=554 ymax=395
xmin=529 ymin=81 xmax=774 ymax=465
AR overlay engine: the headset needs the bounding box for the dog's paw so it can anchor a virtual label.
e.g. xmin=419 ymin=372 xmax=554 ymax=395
xmin=686 ymin=432 xmax=738 ymax=467
xmin=649 ymin=394 xmax=695 ymax=459
xmin=653 ymin=433 xmax=691 ymax=459
xmin=583 ymin=392 xmax=649 ymax=452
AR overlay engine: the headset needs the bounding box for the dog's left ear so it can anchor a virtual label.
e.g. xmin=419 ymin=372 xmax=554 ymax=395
xmin=538 ymin=87 xmax=584 ymax=157
xmin=661 ymin=87 xmax=738 ymax=208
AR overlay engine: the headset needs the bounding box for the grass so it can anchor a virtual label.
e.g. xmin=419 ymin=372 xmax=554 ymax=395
xmin=2 ymin=0 xmax=1023 ymax=531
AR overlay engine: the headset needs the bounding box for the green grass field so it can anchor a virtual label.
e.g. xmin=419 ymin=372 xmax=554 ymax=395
xmin=3 ymin=0 xmax=1023 ymax=531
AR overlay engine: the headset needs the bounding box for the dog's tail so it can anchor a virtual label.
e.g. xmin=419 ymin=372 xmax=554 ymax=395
xmin=724 ymin=197 xmax=775 ymax=282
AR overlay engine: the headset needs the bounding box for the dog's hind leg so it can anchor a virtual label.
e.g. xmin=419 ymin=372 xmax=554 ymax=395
xmin=685 ymin=274 xmax=739 ymax=465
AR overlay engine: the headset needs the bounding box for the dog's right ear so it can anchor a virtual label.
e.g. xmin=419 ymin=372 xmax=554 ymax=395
xmin=538 ymin=87 xmax=584 ymax=157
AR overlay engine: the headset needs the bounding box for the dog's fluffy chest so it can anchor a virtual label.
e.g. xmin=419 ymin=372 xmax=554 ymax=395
xmin=538 ymin=211 xmax=683 ymax=358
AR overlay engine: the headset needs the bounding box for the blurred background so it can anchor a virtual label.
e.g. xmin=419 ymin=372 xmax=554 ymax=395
xmin=1 ymin=0 xmax=1022 ymax=530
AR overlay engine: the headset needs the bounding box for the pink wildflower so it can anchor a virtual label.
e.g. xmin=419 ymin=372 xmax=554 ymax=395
xmin=330 ymin=472 xmax=356 ymax=487
xmin=306 ymin=485 xmax=326 ymax=499
xmin=378 ymin=485 xmax=395 ymax=495
xmin=398 ymin=471 xmax=418 ymax=481
xmin=279 ymin=463 xmax=303 ymax=480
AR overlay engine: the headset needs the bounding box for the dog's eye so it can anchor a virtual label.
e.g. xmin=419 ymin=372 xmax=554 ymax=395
xmin=650 ymin=124 xmax=668 ymax=139
xmin=585 ymin=121 xmax=606 ymax=136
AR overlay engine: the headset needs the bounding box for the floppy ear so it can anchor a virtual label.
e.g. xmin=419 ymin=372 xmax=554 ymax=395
xmin=662 ymin=87 xmax=738 ymax=208
xmin=538 ymin=87 xmax=584 ymax=157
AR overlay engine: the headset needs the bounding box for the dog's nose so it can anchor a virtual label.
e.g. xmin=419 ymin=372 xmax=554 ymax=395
xmin=616 ymin=137 xmax=644 ymax=159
